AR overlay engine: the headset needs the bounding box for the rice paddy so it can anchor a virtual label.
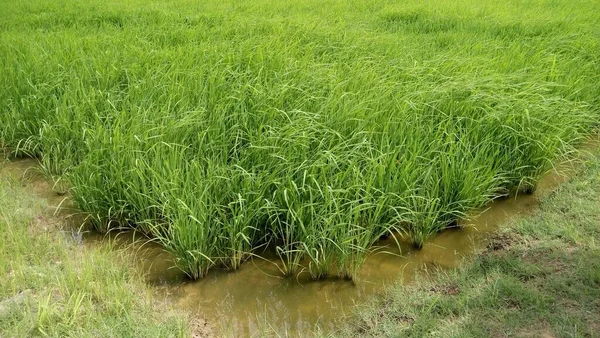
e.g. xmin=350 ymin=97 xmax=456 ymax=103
xmin=1 ymin=0 xmax=599 ymax=280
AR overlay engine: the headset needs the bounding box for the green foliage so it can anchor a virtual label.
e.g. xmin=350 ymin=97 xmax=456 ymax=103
xmin=1 ymin=0 xmax=599 ymax=279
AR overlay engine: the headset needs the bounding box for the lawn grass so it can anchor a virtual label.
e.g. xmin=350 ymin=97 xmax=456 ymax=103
xmin=1 ymin=0 xmax=599 ymax=279
xmin=339 ymin=150 xmax=600 ymax=337
xmin=0 ymin=175 xmax=191 ymax=337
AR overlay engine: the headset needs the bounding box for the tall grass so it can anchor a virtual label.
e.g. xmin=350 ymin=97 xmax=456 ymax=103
xmin=1 ymin=0 xmax=599 ymax=279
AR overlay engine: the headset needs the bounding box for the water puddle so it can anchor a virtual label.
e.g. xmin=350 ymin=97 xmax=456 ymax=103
xmin=0 ymin=147 xmax=592 ymax=337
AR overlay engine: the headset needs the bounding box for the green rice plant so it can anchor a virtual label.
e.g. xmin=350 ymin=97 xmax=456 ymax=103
xmin=1 ymin=0 xmax=599 ymax=280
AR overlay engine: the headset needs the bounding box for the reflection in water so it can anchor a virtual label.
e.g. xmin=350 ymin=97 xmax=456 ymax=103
xmin=0 ymin=153 xmax=580 ymax=337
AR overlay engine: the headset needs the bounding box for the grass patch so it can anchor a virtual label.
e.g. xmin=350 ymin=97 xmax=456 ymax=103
xmin=0 ymin=177 xmax=190 ymax=337
xmin=340 ymin=151 xmax=600 ymax=337
xmin=1 ymin=0 xmax=599 ymax=279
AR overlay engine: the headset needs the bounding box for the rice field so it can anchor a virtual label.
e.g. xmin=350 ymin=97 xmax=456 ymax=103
xmin=1 ymin=0 xmax=599 ymax=280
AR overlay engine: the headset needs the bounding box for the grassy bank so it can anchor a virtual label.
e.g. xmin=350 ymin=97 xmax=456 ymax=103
xmin=0 ymin=175 xmax=191 ymax=337
xmin=340 ymin=151 xmax=600 ymax=337
xmin=1 ymin=0 xmax=599 ymax=279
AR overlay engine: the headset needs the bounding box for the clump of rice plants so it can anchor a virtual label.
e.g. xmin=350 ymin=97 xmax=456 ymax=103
xmin=1 ymin=0 xmax=598 ymax=280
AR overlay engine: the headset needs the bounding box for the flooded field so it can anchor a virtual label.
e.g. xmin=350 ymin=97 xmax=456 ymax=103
xmin=0 ymin=151 xmax=584 ymax=336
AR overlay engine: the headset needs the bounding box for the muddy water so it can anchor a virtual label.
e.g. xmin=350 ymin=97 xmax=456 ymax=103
xmin=166 ymin=164 xmax=574 ymax=336
xmin=0 ymin=153 xmax=583 ymax=337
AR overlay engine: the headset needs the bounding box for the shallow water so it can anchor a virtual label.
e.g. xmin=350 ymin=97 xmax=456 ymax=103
xmin=167 ymin=163 xmax=572 ymax=336
xmin=0 ymin=153 xmax=581 ymax=337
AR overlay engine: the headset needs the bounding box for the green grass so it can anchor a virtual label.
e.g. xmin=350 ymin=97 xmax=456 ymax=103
xmin=1 ymin=0 xmax=599 ymax=279
xmin=0 ymin=177 xmax=190 ymax=337
xmin=339 ymin=150 xmax=600 ymax=337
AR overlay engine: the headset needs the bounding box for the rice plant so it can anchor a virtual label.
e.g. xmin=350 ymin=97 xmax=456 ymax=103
xmin=1 ymin=0 xmax=598 ymax=280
